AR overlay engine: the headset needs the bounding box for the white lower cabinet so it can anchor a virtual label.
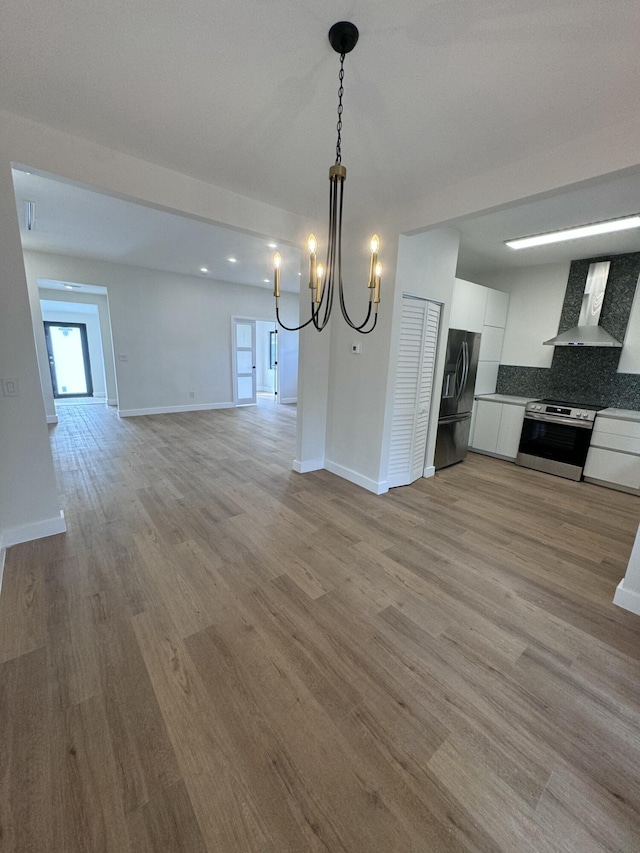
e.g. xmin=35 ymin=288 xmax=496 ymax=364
xmin=496 ymin=403 xmax=526 ymax=459
xmin=584 ymin=448 xmax=640 ymax=491
xmin=471 ymin=399 xmax=525 ymax=460
xmin=584 ymin=414 xmax=640 ymax=493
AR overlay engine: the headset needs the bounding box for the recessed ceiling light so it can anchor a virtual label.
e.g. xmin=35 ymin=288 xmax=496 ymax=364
xmin=64 ymin=284 xmax=81 ymax=290
xmin=200 ymin=267 xmax=208 ymax=273
xmin=268 ymin=242 xmax=277 ymax=249
xmin=506 ymin=214 xmax=640 ymax=250
xmin=263 ymin=278 xmax=269 ymax=283
xmin=298 ymin=272 xmax=302 ymax=276
xmin=228 ymin=257 xmax=237 ymax=263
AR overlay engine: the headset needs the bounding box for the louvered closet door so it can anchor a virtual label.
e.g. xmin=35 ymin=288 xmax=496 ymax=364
xmin=387 ymin=297 xmax=441 ymax=488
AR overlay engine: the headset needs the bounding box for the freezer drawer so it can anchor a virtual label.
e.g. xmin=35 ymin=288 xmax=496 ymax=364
xmin=435 ymin=414 xmax=472 ymax=470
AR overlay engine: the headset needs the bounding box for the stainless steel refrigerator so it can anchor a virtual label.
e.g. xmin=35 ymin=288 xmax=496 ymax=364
xmin=434 ymin=328 xmax=481 ymax=470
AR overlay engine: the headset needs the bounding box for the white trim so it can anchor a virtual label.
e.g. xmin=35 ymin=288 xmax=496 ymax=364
xmin=1 ymin=510 xmax=66 ymax=548
xmin=118 ymin=402 xmax=234 ymax=417
xmin=46 ymin=414 xmax=58 ymax=424
xmin=324 ymin=459 xmax=389 ymax=495
xmin=293 ymin=457 xmax=325 ymax=474
xmin=0 ymin=546 xmax=6 ymax=600
xmin=107 ymin=398 xmax=118 ymax=406
xmin=423 ymin=465 xmax=436 ymax=478
xmin=613 ymin=579 xmax=640 ymax=616
xmin=280 ymin=397 xmax=297 ymax=404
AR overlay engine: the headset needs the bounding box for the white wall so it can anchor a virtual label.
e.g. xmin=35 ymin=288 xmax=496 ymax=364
xmin=0 ymin=164 xmax=63 ymax=546
xmin=476 ymin=263 xmax=570 ymax=368
xmin=24 ymin=251 xmax=299 ymax=416
xmin=40 ymin=302 xmax=107 ymax=398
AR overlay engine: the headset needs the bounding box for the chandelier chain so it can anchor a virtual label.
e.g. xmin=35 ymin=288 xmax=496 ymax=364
xmin=335 ymin=54 xmax=345 ymax=165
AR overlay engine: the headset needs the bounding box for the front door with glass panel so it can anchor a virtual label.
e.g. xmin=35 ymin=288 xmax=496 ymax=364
xmin=232 ymin=318 xmax=257 ymax=405
xmin=44 ymin=321 xmax=94 ymax=398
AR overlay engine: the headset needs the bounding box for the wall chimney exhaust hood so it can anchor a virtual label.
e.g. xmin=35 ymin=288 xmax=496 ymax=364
xmin=543 ymin=261 xmax=623 ymax=347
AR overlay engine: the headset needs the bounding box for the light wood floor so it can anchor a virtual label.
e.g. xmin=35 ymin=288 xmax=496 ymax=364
xmin=2 ymin=402 xmax=640 ymax=852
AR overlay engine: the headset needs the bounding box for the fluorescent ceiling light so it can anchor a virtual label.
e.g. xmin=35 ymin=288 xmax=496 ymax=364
xmin=506 ymin=215 xmax=640 ymax=250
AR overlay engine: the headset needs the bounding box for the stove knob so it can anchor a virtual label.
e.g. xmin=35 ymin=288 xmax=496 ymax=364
xmin=576 ymin=410 xmax=582 ymax=417
xmin=536 ymin=405 xmax=542 ymax=411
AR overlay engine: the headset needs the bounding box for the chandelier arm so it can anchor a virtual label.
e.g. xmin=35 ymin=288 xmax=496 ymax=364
xmin=275 ymin=300 xmax=318 ymax=332
xmin=334 ymin=177 xmax=375 ymax=332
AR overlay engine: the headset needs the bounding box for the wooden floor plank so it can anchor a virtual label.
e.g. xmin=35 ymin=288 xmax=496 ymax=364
xmin=1 ymin=401 xmax=640 ymax=851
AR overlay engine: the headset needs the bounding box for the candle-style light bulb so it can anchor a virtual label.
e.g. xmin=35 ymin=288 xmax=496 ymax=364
xmin=316 ymin=263 xmax=324 ymax=303
xmin=308 ymin=233 xmax=318 ymax=290
xmin=273 ymin=252 xmax=281 ymax=298
xmin=368 ymin=234 xmax=380 ymax=288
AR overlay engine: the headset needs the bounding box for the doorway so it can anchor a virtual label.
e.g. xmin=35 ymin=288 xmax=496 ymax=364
xmin=232 ymin=318 xmax=282 ymax=407
xmin=43 ymin=321 xmax=94 ymax=398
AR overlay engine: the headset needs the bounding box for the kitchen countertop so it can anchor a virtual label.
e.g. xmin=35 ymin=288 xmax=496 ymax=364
xmin=475 ymin=394 xmax=537 ymax=406
xmin=598 ymin=408 xmax=640 ymax=423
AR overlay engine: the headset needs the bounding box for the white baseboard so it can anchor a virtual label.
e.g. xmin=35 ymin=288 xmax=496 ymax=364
xmin=280 ymin=397 xmax=297 ymax=405
xmin=293 ymin=457 xmax=325 ymax=474
xmin=324 ymin=459 xmax=388 ymax=495
xmin=423 ymin=465 xmax=436 ymax=478
xmin=613 ymin=579 xmax=640 ymax=616
xmin=118 ymin=402 xmax=234 ymax=417
xmin=46 ymin=415 xmax=58 ymax=424
xmin=0 ymin=546 xmax=6 ymax=599
xmin=1 ymin=510 xmax=66 ymax=549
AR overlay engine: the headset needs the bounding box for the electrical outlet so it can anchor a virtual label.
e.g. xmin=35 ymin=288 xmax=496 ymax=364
xmin=2 ymin=378 xmax=19 ymax=396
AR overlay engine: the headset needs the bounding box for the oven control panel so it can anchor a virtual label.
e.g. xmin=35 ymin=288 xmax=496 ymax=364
xmin=525 ymin=401 xmax=597 ymax=422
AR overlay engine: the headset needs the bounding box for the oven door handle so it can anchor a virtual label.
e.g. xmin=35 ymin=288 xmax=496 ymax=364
xmin=524 ymin=412 xmax=594 ymax=429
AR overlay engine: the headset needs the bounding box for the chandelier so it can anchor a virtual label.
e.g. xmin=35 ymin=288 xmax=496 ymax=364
xmin=273 ymin=21 xmax=381 ymax=334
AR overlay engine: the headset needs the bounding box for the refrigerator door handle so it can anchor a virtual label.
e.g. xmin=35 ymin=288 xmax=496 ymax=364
xmin=455 ymin=340 xmax=468 ymax=402
xmin=461 ymin=340 xmax=470 ymax=395
xmin=453 ymin=346 xmax=464 ymax=402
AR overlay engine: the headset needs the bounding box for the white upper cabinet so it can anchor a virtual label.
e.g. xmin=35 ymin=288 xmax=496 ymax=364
xmin=479 ymin=325 xmax=505 ymax=362
xmin=451 ymin=278 xmax=488 ymax=333
xmin=484 ymin=289 xmax=510 ymax=327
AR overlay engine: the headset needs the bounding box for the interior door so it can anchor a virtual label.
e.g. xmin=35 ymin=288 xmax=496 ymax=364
xmin=387 ymin=296 xmax=441 ymax=488
xmin=232 ymin=318 xmax=257 ymax=405
xmin=43 ymin=321 xmax=93 ymax=398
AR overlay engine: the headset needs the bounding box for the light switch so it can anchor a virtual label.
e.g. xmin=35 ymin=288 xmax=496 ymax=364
xmin=351 ymin=343 xmax=362 ymax=354
xmin=2 ymin=378 xmax=19 ymax=396
xmin=118 ymin=354 xmax=128 ymax=362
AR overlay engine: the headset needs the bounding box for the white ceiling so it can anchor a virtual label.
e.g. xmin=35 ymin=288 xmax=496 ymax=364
xmin=4 ymin=2 xmax=640 ymax=282
xmin=2 ymin=0 xmax=639 ymax=222
xmin=13 ymin=170 xmax=302 ymax=292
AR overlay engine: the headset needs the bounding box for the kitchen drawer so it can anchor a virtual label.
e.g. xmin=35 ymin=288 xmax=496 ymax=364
xmin=593 ymin=416 xmax=640 ymax=440
xmin=584 ymin=447 xmax=640 ymax=490
xmin=591 ymin=429 xmax=640 ymax=456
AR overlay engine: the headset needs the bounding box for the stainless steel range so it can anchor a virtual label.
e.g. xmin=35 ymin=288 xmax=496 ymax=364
xmin=516 ymin=399 xmax=605 ymax=481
